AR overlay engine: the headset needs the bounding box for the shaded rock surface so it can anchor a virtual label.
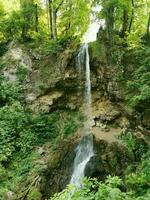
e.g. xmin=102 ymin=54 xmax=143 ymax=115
xmin=43 ymin=135 xmax=80 ymax=198
xmin=85 ymin=138 xmax=134 ymax=180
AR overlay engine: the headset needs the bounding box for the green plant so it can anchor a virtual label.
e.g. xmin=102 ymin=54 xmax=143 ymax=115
xmin=39 ymin=39 xmax=63 ymax=55
xmin=126 ymin=47 xmax=150 ymax=112
xmin=27 ymin=187 xmax=42 ymax=200
xmin=0 ymin=73 xmax=84 ymax=198
xmin=50 ymin=170 xmax=150 ymax=200
xmin=0 ymin=76 xmax=22 ymax=105
xmin=125 ymin=152 xmax=150 ymax=195
xmin=118 ymin=131 xmax=148 ymax=161
xmin=16 ymin=65 xmax=28 ymax=82
xmin=118 ymin=132 xmax=136 ymax=153
xmin=50 ymin=176 xmax=130 ymax=200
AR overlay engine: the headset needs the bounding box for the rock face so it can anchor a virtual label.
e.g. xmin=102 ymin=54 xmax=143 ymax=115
xmin=85 ymin=138 xmax=133 ymax=180
xmin=42 ymin=128 xmax=148 ymax=199
xmin=0 ymin=39 xmax=124 ymax=115
xmin=1 ymin=39 xmax=149 ymax=199
xmin=43 ymin=136 xmax=80 ymax=198
xmin=0 ymin=39 xmax=131 ymax=124
xmin=92 ymin=99 xmax=121 ymax=123
xmin=1 ymin=41 xmax=83 ymax=113
xmin=41 ymin=133 xmax=134 ymax=199
xmin=1 ymin=41 xmax=32 ymax=82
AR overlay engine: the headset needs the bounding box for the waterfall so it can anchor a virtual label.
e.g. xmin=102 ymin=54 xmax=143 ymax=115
xmin=70 ymin=43 xmax=94 ymax=187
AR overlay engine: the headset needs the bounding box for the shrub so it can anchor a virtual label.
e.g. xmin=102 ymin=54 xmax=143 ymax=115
xmin=126 ymin=47 xmax=150 ymax=112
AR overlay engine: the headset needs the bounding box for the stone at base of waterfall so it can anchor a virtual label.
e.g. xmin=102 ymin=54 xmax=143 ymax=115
xmin=92 ymin=100 xmax=121 ymax=123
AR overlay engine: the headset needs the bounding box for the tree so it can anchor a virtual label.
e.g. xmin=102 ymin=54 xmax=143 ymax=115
xmin=47 ymin=0 xmax=53 ymax=39
xmin=146 ymin=0 xmax=150 ymax=37
xmin=93 ymin=0 xmax=150 ymax=47
xmin=93 ymin=0 xmax=131 ymax=43
xmin=34 ymin=3 xmax=39 ymax=32
xmin=122 ymin=9 xmax=129 ymax=38
xmin=147 ymin=14 xmax=150 ymax=36
xmin=46 ymin=0 xmax=64 ymax=40
xmin=58 ymin=0 xmax=91 ymax=41
xmin=20 ymin=0 xmax=35 ymax=39
xmin=128 ymin=0 xmax=134 ymax=33
xmin=0 ymin=0 xmax=91 ymax=42
xmin=0 ymin=2 xmax=6 ymax=39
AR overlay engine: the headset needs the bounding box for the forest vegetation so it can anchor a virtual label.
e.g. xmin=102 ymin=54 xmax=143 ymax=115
xmin=0 ymin=0 xmax=150 ymax=200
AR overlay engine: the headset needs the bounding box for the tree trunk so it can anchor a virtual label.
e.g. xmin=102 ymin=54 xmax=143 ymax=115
xmin=147 ymin=14 xmax=150 ymax=36
xmin=20 ymin=0 xmax=34 ymax=40
xmin=35 ymin=4 xmax=38 ymax=32
xmin=128 ymin=0 xmax=134 ymax=33
xmin=48 ymin=0 xmax=53 ymax=39
xmin=47 ymin=0 xmax=64 ymax=40
xmin=122 ymin=9 xmax=129 ymax=37
xmin=52 ymin=8 xmax=57 ymax=40
xmin=106 ymin=6 xmax=115 ymax=46
xmin=21 ymin=22 xmax=28 ymax=40
xmin=21 ymin=25 xmax=26 ymax=39
xmin=46 ymin=0 xmax=50 ymax=36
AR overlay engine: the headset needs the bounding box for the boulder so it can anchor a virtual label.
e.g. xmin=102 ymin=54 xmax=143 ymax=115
xmin=92 ymin=99 xmax=121 ymax=123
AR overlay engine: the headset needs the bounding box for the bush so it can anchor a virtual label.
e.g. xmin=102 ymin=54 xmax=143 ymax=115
xmin=0 ymin=77 xmax=22 ymax=106
xmin=118 ymin=131 xmax=148 ymax=161
xmin=126 ymin=47 xmax=150 ymax=112
xmin=39 ymin=39 xmax=63 ymax=55
xmin=125 ymin=153 xmax=150 ymax=196
xmin=0 ymin=73 xmax=83 ymax=197
xmin=50 ymin=176 xmax=129 ymax=200
xmin=50 ymin=170 xmax=150 ymax=200
xmin=27 ymin=187 xmax=42 ymax=200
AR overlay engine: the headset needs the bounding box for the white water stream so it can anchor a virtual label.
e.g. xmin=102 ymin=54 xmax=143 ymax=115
xmin=70 ymin=44 xmax=94 ymax=187
xmin=70 ymin=4 xmax=104 ymax=188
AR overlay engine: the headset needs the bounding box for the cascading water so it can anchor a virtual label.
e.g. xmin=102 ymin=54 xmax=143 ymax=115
xmin=70 ymin=43 xmax=94 ymax=187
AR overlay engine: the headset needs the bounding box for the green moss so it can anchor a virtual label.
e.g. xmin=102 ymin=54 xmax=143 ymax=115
xmin=27 ymin=187 xmax=42 ymax=200
xmin=16 ymin=65 xmax=28 ymax=82
xmin=89 ymin=41 xmax=106 ymax=61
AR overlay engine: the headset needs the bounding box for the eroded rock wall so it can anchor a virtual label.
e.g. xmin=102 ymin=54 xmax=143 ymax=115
xmin=1 ymin=39 xmax=149 ymax=200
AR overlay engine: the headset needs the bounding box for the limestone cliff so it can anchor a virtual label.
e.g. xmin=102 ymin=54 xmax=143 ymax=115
xmin=0 ymin=38 xmax=149 ymax=200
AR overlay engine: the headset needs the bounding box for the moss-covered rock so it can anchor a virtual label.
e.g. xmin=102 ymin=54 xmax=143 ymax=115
xmin=84 ymin=136 xmax=134 ymax=181
xmin=43 ymin=135 xmax=80 ymax=198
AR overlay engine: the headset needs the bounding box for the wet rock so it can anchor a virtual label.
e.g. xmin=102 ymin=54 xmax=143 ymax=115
xmin=89 ymin=138 xmax=134 ymax=179
xmin=43 ymin=136 xmax=80 ymax=198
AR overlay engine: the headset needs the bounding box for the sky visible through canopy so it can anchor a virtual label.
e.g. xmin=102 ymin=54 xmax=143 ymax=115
xmin=83 ymin=5 xmax=104 ymax=43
